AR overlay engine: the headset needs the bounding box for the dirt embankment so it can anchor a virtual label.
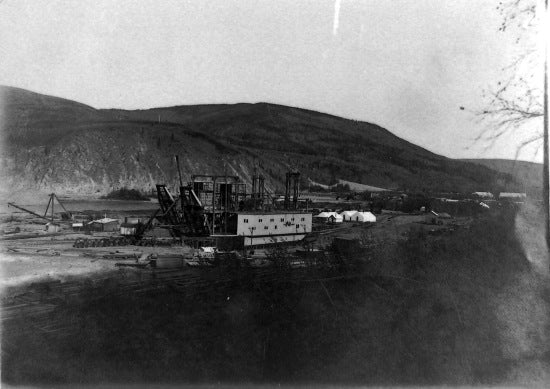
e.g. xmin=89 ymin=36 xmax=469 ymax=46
xmin=1 ymin=206 xmax=548 ymax=386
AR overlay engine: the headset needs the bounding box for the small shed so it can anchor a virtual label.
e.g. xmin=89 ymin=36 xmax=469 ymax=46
xmin=45 ymin=222 xmax=61 ymax=233
xmin=314 ymin=211 xmax=341 ymax=223
xmin=341 ymin=210 xmax=358 ymax=221
xmin=88 ymin=217 xmax=119 ymax=232
xmin=120 ymin=223 xmax=138 ymax=236
xmin=71 ymin=222 xmax=84 ymax=231
xmin=353 ymin=212 xmax=376 ymax=223
xmin=328 ymin=214 xmax=344 ymax=223
xmin=314 ymin=211 xmax=333 ymax=219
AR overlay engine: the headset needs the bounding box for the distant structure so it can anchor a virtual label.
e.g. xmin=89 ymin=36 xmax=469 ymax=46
xmin=341 ymin=210 xmax=358 ymax=221
xmin=88 ymin=217 xmax=119 ymax=232
xmin=313 ymin=211 xmax=342 ymax=223
xmin=338 ymin=210 xmax=376 ymax=223
xmin=179 ymin=165 xmax=312 ymax=246
xmin=236 ymin=212 xmax=312 ymax=246
xmin=472 ymin=192 xmax=494 ymax=199
xmin=499 ymin=192 xmax=527 ymax=200
xmin=351 ymin=211 xmax=376 ymax=223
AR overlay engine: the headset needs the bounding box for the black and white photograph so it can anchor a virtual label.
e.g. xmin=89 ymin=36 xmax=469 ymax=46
xmin=1 ymin=0 xmax=549 ymax=387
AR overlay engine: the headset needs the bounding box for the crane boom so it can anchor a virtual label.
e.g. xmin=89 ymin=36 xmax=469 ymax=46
xmin=8 ymin=202 xmax=55 ymax=222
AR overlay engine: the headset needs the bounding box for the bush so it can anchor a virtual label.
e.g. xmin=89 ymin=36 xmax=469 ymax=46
xmin=100 ymin=187 xmax=150 ymax=201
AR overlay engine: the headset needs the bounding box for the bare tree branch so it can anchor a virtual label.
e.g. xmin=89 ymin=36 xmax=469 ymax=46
xmin=476 ymin=0 xmax=544 ymax=158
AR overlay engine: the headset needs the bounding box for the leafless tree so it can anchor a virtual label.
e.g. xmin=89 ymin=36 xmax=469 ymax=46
xmin=477 ymin=0 xmax=545 ymax=159
xmin=478 ymin=0 xmax=548 ymax=248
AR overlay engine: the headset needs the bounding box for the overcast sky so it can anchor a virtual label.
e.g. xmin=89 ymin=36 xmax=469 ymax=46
xmin=0 ymin=0 xmax=544 ymax=162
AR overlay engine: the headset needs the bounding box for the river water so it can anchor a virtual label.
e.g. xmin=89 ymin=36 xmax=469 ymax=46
xmin=0 ymin=198 xmax=159 ymax=217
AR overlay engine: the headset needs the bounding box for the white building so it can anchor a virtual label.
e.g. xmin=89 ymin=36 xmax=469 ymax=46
xmin=473 ymin=192 xmax=494 ymax=199
xmin=352 ymin=212 xmax=376 ymax=223
xmin=329 ymin=214 xmax=344 ymax=223
xmin=341 ymin=210 xmax=358 ymax=221
xmin=236 ymin=212 xmax=312 ymax=246
xmin=314 ymin=211 xmax=343 ymax=223
xmin=314 ymin=211 xmax=334 ymax=219
xmin=499 ymin=192 xmax=527 ymax=200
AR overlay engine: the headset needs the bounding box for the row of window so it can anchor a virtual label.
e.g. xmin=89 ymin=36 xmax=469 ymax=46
xmin=243 ymin=217 xmax=305 ymax=223
xmin=248 ymin=225 xmax=303 ymax=231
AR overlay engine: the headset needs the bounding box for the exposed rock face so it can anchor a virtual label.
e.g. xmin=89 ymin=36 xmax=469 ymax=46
xmin=0 ymin=86 xmax=515 ymax=196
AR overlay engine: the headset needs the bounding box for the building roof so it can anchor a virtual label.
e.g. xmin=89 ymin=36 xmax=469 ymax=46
xmin=315 ymin=211 xmax=337 ymax=218
xmin=353 ymin=211 xmax=376 ymax=221
xmin=473 ymin=192 xmax=494 ymax=197
xmin=341 ymin=210 xmax=358 ymax=217
xmin=499 ymin=192 xmax=526 ymax=198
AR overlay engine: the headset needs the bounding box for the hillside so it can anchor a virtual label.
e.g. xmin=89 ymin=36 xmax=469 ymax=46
xmin=0 ymin=86 xmax=520 ymax=196
xmin=461 ymin=159 xmax=542 ymax=197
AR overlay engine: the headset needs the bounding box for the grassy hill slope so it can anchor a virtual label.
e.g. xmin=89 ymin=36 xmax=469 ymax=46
xmin=0 ymin=86 xmax=519 ymax=195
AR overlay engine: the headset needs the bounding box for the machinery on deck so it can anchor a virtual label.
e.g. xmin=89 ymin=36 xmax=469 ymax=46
xmin=73 ymin=156 xmax=211 ymax=248
xmin=71 ymin=157 xmax=310 ymax=248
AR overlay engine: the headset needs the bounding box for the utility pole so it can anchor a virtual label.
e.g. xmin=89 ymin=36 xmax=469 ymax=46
xmin=544 ymin=0 xmax=550 ymax=253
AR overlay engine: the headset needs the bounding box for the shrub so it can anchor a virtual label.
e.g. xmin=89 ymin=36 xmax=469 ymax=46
xmin=100 ymin=187 xmax=150 ymax=201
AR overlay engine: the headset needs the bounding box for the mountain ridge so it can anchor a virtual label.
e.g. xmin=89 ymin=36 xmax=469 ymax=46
xmin=0 ymin=85 xmax=524 ymax=196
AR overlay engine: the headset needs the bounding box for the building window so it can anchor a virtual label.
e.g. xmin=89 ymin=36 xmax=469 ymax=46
xmin=251 ymin=227 xmax=256 ymax=230
xmin=270 ymin=218 xmax=274 ymax=222
xmin=259 ymin=218 xmax=263 ymax=222
xmin=264 ymin=226 xmax=268 ymax=230
xmin=274 ymin=225 xmax=278 ymax=230
xmin=291 ymin=217 xmax=295 ymax=221
xmin=244 ymin=218 xmax=248 ymax=223
xmin=301 ymin=217 xmax=305 ymax=221
xmin=280 ymin=218 xmax=284 ymax=222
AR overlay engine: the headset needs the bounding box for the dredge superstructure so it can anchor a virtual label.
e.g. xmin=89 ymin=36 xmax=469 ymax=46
xmin=73 ymin=157 xmax=311 ymax=249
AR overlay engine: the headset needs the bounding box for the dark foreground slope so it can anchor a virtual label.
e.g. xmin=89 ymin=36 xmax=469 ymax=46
xmin=2 ymin=208 xmax=549 ymax=385
xmin=1 ymin=86 xmax=516 ymax=194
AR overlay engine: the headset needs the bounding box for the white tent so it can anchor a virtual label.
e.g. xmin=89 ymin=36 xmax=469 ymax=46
xmin=353 ymin=212 xmax=376 ymax=223
xmin=341 ymin=210 xmax=358 ymax=221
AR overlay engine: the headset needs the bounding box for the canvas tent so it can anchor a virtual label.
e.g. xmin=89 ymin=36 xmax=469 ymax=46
xmin=341 ymin=210 xmax=358 ymax=221
xmin=353 ymin=212 xmax=376 ymax=223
